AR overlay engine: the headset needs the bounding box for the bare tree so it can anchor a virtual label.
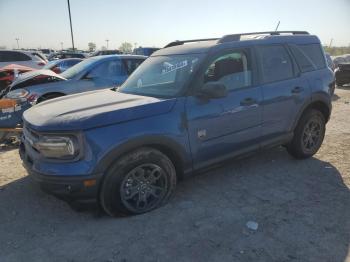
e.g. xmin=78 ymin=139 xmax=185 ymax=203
xmin=119 ymin=42 xmax=133 ymax=54
xmin=88 ymin=42 xmax=96 ymax=52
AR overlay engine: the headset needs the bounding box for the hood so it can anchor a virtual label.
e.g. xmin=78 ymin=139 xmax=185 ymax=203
xmin=0 ymin=64 xmax=35 ymax=72
xmin=23 ymin=89 xmax=176 ymax=131
xmin=10 ymin=69 xmax=66 ymax=88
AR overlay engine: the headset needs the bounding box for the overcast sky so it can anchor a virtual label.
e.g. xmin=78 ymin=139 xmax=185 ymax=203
xmin=0 ymin=0 xmax=349 ymax=50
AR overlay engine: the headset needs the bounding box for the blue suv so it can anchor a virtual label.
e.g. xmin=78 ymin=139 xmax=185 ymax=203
xmin=20 ymin=31 xmax=334 ymax=216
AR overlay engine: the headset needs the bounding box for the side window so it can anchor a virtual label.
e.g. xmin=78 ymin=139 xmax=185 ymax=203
xmin=0 ymin=51 xmax=31 ymax=62
xmin=123 ymin=59 xmax=144 ymax=75
xmin=257 ymin=45 xmax=294 ymax=83
xmin=87 ymin=60 xmax=127 ymax=79
xmin=290 ymin=44 xmax=326 ymax=72
xmin=204 ymin=50 xmax=252 ymax=90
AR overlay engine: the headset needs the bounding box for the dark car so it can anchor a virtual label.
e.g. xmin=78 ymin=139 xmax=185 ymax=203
xmin=20 ymin=31 xmax=334 ymax=216
xmin=335 ymin=63 xmax=350 ymax=86
xmin=133 ymin=47 xmax=160 ymax=56
xmin=43 ymin=58 xmax=83 ymax=74
xmin=48 ymin=52 xmax=86 ymax=61
xmin=90 ymin=50 xmax=122 ymax=56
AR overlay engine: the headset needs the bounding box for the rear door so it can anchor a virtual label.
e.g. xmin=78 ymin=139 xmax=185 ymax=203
xmin=256 ymin=44 xmax=310 ymax=145
xmin=186 ymin=48 xmax=263 ymax=169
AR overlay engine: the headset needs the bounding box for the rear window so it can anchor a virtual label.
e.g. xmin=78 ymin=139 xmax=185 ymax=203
xmin=257 ymin=45 xmax=294 ymax=84
xmin=0 ymin=51 xmax=31 ymax=62
xmin=290 ymin=44 xmax=326 ymax=72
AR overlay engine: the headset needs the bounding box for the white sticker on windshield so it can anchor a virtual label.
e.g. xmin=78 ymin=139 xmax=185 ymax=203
xmin=162 ymin=60 xmax=188 ymax=75
xmin=137 ymin=79 xmax=143 ymax=88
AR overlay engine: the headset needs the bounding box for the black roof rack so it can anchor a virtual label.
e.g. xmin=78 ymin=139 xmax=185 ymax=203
xmin=218 ymin=31 xmax=309 ymax=44
xmin=164 ymin=31 xmax=310 ymax=48
xmin=164 ymin=38 xmax=219 ymax=48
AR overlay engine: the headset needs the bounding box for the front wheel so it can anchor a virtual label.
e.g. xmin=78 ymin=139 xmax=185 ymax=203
xmin=287 ymin=109 xmax=326 ymax=159
xmin=100 ymin=148 xmax=177 ymax=216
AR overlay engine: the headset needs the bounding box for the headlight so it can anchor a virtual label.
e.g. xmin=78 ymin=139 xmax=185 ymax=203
xmin=35 ymin=135 xmax=79 ymax=159
xmin=6 ymin=89 xmax=29 ymax=99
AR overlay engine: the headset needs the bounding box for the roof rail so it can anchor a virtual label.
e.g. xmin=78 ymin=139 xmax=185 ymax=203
xmin=164 ymin=38 xmax=219 ymax=48
xmin=218 ymin=31 xmax=309 ymax=44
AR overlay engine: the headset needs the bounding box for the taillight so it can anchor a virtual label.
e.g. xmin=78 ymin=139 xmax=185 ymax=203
xmin=37 ymin=61 xmax=46 ymax=66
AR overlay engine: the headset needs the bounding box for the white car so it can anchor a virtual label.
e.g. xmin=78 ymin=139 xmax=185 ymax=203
xmin=0 ymin=50 xmax=47 ymax=69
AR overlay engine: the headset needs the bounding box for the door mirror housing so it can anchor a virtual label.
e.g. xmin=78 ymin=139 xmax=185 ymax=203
xmin=198 ymin=82 xmax=228 ymax=99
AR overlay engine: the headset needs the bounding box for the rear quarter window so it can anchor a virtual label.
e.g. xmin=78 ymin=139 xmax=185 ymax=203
xmin=257 ymin=45 xmax=294 ymax=84
xmin=290 ymin=44 xmax=326 ymax=72
xmin=0 ymin=51 xmax=31 ymax=62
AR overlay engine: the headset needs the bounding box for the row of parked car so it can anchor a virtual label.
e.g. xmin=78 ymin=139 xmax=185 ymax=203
xmin=0 ymin=31 xmax=348 ymax=217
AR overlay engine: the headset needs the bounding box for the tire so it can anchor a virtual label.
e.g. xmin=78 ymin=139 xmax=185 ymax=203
xmin=287 ymin=109 xmax=326 ymax=159
xmin=100 ymin=148 xmax=177 ymax=216
xmin=0 ymin=131 xmax=9 ymax=143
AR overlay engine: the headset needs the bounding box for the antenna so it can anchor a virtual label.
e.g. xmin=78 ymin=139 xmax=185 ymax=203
xmin=275 ymin=21 xmax=280 ymax=31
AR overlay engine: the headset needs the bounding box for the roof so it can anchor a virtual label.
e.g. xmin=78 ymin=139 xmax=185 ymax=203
xmin=153 ymin=31 xmax=321 ymax=56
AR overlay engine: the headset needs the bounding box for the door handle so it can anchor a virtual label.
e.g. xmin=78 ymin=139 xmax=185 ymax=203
xmin=292 ymin=86 xmax=304 ymax=94
xmin=240 ymin=98 xmax=256 ymax=106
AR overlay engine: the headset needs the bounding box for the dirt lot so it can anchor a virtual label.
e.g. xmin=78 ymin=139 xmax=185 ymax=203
xmin=1 ymin=88 xmax=350 ymax=262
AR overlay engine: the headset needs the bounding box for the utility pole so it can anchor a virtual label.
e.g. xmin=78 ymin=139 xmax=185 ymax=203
xmin=329 ymin=38 xmax=333 ymax=48
xmin=15 ymin=38 xmax=19 ymax=49
xmin=106 ymin=39 xmax=109 ymax=49
xmin=275 ymin=21 xmax=280 ymax=31
xmin=60 ymin=42 xmax=64 ymax=50
xmin=67 ymin=0 xmax=75 ymax=51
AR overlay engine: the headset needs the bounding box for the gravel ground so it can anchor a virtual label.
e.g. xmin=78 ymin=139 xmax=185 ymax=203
xmin=0 ymin=88 xmax=350 ymax=262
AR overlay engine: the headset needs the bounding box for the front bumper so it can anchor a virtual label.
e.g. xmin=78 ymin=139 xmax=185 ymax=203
xmin=19 ymin=143 xmax=102 ymax=200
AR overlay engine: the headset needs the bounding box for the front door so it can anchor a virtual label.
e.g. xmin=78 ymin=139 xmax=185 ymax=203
xmin=186 ymin=48 xmax=263 ymax=170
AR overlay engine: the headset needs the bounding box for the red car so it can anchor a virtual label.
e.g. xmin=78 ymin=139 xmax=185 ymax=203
xmin=0 ymin=64 xmax=35 ymax=92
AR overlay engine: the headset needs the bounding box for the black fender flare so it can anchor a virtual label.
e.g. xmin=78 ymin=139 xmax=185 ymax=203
xmin=93 ymin=135 xmax=192 ymax=178
xmin=291 ymin=93 xmax=331 ymax=131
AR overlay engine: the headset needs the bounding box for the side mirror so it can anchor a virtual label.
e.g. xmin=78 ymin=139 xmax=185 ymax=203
xmin=198 ymin=82 xmax=228 ymax=99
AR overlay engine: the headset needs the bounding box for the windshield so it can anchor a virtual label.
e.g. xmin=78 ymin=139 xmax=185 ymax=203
xmin=119 ymin=54 xmax=203 ymax=97
xmin=60 ymin=58 xmax=97 ymax=79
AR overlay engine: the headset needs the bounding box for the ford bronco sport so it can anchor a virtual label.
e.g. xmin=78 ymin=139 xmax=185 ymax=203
xmin=20 ymin=31 xmax=334 ymax=216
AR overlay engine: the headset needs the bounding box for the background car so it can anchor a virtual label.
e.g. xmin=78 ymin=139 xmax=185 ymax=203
xmin=42 ymin=58 xmax=83 ymax=74
xmin=0 ymin=50 xmax=47 ymax=69
xmin=6 ymin=55 xmax=146 ymax=103
xmin=0 ymin=64 xmax=35 ymax=93
xmin=90 ymin=50 xmax=122 ymax=56
xmin=48 ymin=52 xmax=87 ymax=61
xmin=335 ymin=63 xmax=350 ymax=86
xmin=40 ymin=48 xmax=55 ymax=58
xmin=133 ymin=47 xmax=160 ymax=56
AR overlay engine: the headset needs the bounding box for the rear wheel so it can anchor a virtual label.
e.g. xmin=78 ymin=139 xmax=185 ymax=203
xmin=287 ymin=109 xmax=326 ymax=159
xmin=100 ymin=148 xmax=177 ymax=216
